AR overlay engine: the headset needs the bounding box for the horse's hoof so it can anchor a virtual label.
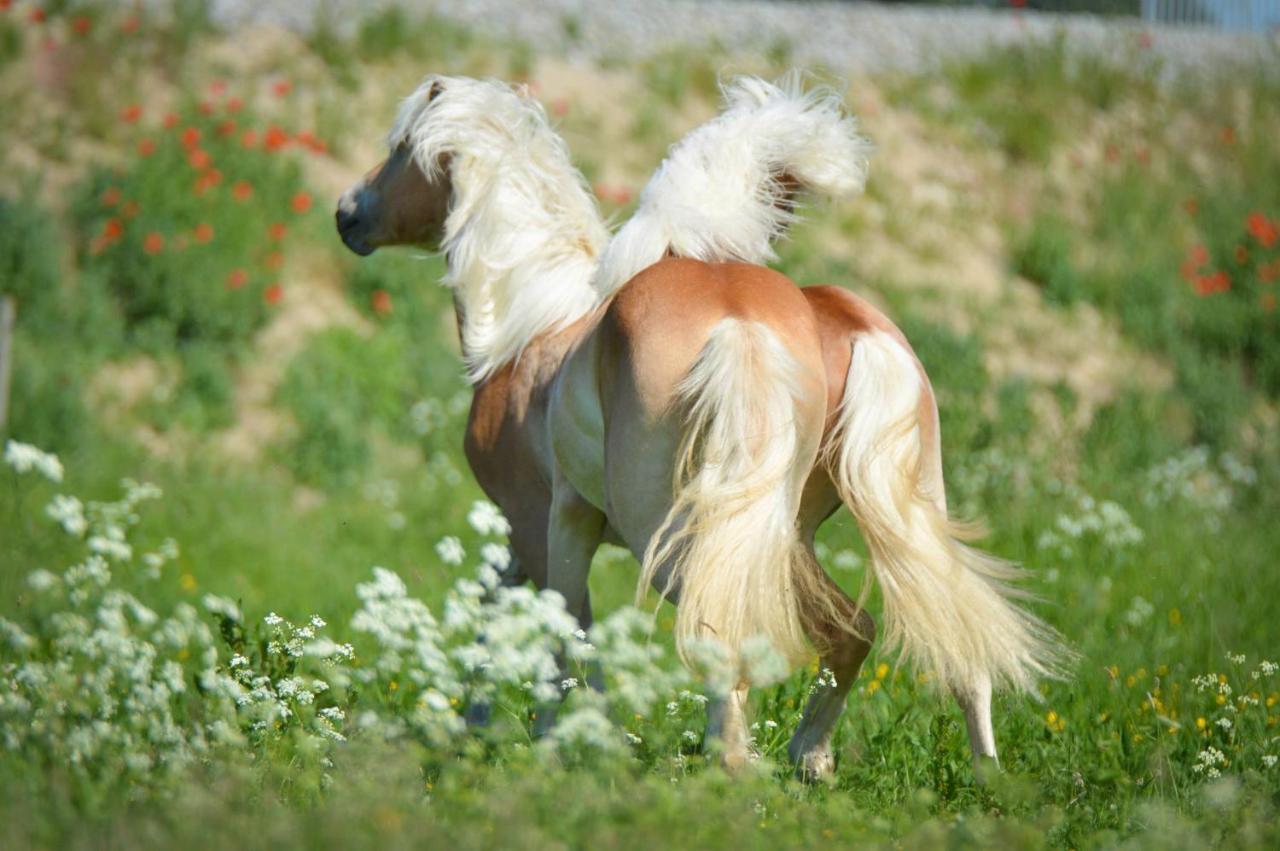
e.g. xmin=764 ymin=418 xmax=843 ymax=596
xmin=793 ymin=749 xmax=836 ymax=784
xmin=464 ymin=701 xmax=492 ymax=728
xmin=721 ymin=750 xmax=753 ymax=775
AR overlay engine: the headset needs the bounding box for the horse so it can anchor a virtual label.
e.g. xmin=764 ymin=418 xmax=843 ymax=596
xmin=336 ymin=74 xmax=1063 ymax=779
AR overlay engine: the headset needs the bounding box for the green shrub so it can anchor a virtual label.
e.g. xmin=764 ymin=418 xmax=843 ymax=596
xmin=1013 ymin=213 xmax=1082 ymax=306
xmin=277 ymin=328 xmax=413 ymax=485
xmin=71 ymin=99 xmax=315 ymax=351
xmin=940 ymin=36 xmax=1155 ymax=164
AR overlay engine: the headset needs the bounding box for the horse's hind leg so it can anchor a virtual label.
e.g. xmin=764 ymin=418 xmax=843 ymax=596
xmin=956 ymin=673 xmax=998 ymax=771
xmin=787 ymin=543 xmax=875 ymax=783
xmin=706 ymin=685 xmax=753 ymax=772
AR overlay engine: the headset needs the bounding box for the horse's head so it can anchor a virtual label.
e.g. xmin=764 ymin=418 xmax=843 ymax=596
xmin=336 ymin=81 xmax=452 ymax=256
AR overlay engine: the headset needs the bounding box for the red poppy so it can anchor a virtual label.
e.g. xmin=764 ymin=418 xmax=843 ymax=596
xmin=102 ymin=218 xmax=123 ymax=240
xmin=225 ymin=97 xmax=244 ymax=114
xmin=163 ymin=112 xmax=180 ymax=129
xmin=181 ymin=127 xmax=201 ymax=148
xmin=1220 ymin=126 xmax=1236 ymax=146
xmin=264 ymin=251 xmax=284 ymax=270
xmin=1181 ymin=244 xmax=1210 ymax=281
xmin=226 ymin=269 xmax=248 ymax=290
xmin=120 ymin=200 xmax=140 ymax=219
xmin=192 ymin=223 xmax=214 ymax=244
xmin=209 ymin=79 xmax=228 ymax=96
xmin=29 ymin=8 xmax=45 ymax=24
xmin=267 ymin=222 xmax=287 ymax=242
xmin=101 ymin=187 xmax=122 ymax=208
xmin=291 ymin=191 xmax=312 ymax=214
xmin=1262 ymin=260 xmax=1280 ymax=284
xmin=371 ymin=289 xmax=393 ymax=316
xmin=187 ymin=148 xmax=211 ymax=170
xmin=120 ymin=15 xmax=140 ymax=34
xmin=264 ymin=126 xmax=290 ymax=151
xmin=231 ymin=180 xmax=253 ymax=202
xmin=272 ymin=79 xmax=292 ymax=98
xmin=198 ymin=100 xmax=214 ymax=116
xmin=240 ymin=129 xmax=259 ymax=149
xmin=1247 ymin=211 xmax=1278 ymax=248
xmin=1010 ymin=0 xmax=1027 ymax=7
xmin=120 ymin=104 xmax=142 ymax=124
xmin=295 ymin=130 xmax=327 ymax=154
xmin=193 ymin=169 xmax=222 ymax=195
xmin=1194 ymin=271 xmax=1230 ymax=297
xmin=137 ymin=138 xmax=156 ymax=157
xmin=217 ymin=119 xmax=237 ymax=137
xmin=71 ymin=16 xmax=91 ymax=36
xmin=143 ymin=232 xmax=165 ymax=254
xmin=264 ymin=284 xmax=284 ymax=305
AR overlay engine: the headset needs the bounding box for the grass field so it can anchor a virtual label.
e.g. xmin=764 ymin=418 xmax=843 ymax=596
xmin=2 ymin=3 xmax=1279 ymax=848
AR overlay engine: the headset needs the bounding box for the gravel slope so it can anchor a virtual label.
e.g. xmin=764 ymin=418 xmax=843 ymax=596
xmin=207 ymin=0 xmax=1277 ymax=76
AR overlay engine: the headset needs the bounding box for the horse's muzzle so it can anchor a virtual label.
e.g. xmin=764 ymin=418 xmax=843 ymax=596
xmin=335 ymin=188 xmax=376 ymax=256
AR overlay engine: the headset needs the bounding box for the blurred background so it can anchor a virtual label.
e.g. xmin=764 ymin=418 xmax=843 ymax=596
xmin=1 ymin=1 xmax=1279 ymax=845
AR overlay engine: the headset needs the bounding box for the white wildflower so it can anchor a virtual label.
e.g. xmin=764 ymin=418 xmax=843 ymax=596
xmin=202 ymin=594 xmax=242 ymax=623
xmin=435 ymin=536 xmax=465 ymax=566
xmin=45 ymin=494 xmax=87 ymax=537
xmin=467 ymin=501 xmax=511 ymax=536
xmin=26 ymin=569 xmax=59 ymax=592
xmin=1124 ymin=596 xmax=1155 ymax=627
xmin=480 ymin=542 xmax=511 ymax=571
xmin=4 ymin=440 xmax=63 ymax=482
xmin=740 ymin=635 xmax=790 ymax=688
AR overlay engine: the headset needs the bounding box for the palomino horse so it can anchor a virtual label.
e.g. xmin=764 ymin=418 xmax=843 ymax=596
xmin=337 ymin=75 xmax=1062 ymax=779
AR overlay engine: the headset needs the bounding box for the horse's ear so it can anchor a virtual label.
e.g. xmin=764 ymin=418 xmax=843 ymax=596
xmin=428 ymin=80 xmax=444 ymax=102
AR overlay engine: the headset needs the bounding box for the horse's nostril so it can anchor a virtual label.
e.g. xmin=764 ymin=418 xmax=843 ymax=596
xmin=335 ymin=208 xmax=360 ymax=235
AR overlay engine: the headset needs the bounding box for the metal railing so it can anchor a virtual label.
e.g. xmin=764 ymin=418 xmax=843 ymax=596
xmin=1140 ymin=0 xmax=1280 ymax=30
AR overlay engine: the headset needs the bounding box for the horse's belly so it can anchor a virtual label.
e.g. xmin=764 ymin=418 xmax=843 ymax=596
xmin=549 ymin=344 xmax=608 ymax=512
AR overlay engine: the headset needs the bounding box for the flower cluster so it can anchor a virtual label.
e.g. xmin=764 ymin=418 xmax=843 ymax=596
xmin=1035 ymin=482 xmax=1144 ymax=564
xmin=1142 ymin=447 xmax=1256 ymax=528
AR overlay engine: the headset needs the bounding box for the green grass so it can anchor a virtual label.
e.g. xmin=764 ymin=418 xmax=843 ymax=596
xmin=2 ymin=6 xmax=1280 ymax=849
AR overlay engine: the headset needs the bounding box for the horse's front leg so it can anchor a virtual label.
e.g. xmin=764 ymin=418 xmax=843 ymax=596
xmin=531 ymin=477 xmax=605 ymax=736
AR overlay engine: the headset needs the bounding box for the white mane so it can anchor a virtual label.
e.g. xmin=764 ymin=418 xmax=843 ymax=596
xmin=593 ymin=74 xmax=873 ymax=297
xmin=391 ymin=75 xmax=609 ymax=382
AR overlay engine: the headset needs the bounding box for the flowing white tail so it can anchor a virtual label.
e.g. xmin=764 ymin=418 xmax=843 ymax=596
xmin=829 ymin=330 xmax=1064 ymax=693
xmin=639 ymin=319 xmax=832 ymax=666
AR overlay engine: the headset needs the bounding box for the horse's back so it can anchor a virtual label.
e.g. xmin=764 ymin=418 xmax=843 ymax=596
xmin=602 ymin=258 xmax=826 ymax=415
